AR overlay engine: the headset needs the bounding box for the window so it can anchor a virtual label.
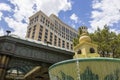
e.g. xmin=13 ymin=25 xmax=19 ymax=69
xmin=50 ymin=23 xmax=54 ymax=30
xmin=32 ymin=35 xmax=34 ymax=39
xmin=58 ymin=38 xmax=61 ymax=47
xmin=44 ymin=38 xmax=47 ymax=42
xmin=67 ymin=42 xmax=69 ymax=49
xmin=77 ymin=49 xmax=81 ymax=54
xmin=40 ymin=25 xmax=43 ymax=28
xmin=45 ymin=19 xmax=50 ymax=27
xmin=90 ymin=48 xmax=95 ymax=53
xmin=71 ymin=44 xmax=73 ymax=50
xmin=49 ymin=32 xmax=53 ymax=44
xmin=40 ymin=25 xmax=43 ymax=32
xmin=62 ymin=40 xmax=65 ymax=48
xmin=38 ymin=25 xmax=43 ymax=41
xmin=55 ymin=20 xmax=58 ymax=28
xmin=54 ymin=35 xmax=57 ymax=46
xmin=38 ymin=38 xmax=41 ymax=41
xmin=62 ymin=26 xmax=65 ymax=32
xmin=27 ymin=28 xmax=31 ymax=38
xmin=40 ymin=15 xmax=45 ymax=24
xmin=32 ymin=31 xmax=35 ymax=39
xmin=44 ymin=29 xmax=48 ymax=42
xmin=30 ymin=18 xmax=34 ymax=25
xmin=34 ymin=15 xmax=39 ymax=22
xmin=33 ymin=25 xmax=36 ymax=31
xmin=38 ymin=32 xmax=42 ymax=41
xmin=32 ymin=25 xmax=36 ymax=39
xmin=45 ymin=29 xmax=48 ymax=35
xmin=50 ymin=32 xmax=53 ymax=37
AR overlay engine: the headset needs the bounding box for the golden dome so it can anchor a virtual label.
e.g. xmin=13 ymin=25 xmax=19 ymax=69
xmin=79 ymin=33 xmax=91 ymax=43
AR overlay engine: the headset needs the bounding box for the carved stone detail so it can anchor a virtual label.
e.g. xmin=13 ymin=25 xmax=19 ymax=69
xmin=15 ymin=46 xmax=68 ymax=63
xmin=4 ymin=43 xmax=15 ymax=52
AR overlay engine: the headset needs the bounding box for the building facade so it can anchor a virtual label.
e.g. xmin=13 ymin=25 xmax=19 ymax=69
xmin=26 ymin=11 xmax=78 ymax=51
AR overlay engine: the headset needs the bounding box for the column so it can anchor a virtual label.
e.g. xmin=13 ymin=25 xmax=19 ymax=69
xmin=0 ymin=54 xmax=10 ymax=80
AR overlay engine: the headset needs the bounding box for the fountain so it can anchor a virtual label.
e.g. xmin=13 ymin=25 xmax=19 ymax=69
xmin=49 ymin=27 xmax=120 ymax=80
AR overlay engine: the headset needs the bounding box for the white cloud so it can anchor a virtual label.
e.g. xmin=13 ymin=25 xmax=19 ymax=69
xmin=0 ymin=3 xmax=11 ymax=21
xmin=1 ymin=0 xmax=72 ymax=37
xmin=0 ymin=12 xmax=3 ymax=21
xmin=34 ymin=0 xmax=72 ymax=16
xmin=88 ymin=28 xmax=94 ymax=33
xmin=4 ymin=17 xmax=27 ymax=37
xmin=70 ymin=13 xmax=79 ymax=23
xmin=0 ymin=3 xmax=11 ymax=11
xmin=90 ymin=0 xmax=120 ymax=31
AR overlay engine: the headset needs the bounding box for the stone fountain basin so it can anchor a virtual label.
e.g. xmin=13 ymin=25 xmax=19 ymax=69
xmin=49 ymin=58 xmax=120 ymax=80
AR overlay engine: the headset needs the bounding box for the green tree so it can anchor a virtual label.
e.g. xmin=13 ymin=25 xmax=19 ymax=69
xmin=110 ymin=34 xmax=120 ymax=58
xmin=90 ymin=25 xmax=120 ymax=58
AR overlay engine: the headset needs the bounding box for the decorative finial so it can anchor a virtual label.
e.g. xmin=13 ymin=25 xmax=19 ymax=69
xmin=80 ymin=26 xmax=88 ymax=33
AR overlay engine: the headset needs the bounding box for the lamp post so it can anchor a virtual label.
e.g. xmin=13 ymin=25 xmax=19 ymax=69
xmin=46 ymin=41 xmax=51 ymax=46
xmin=6 ymin=30 xmax=11 ymax=36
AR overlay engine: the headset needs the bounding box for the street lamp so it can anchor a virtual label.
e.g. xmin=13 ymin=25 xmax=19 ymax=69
xmin=46 ymin=41 xmax=51 ymax=46
xmin=6 ymin=30 xmax=11 ymax=36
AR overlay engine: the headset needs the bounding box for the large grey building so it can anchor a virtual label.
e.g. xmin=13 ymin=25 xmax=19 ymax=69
xmin=26 ymin=11 xmax=78 ymax=51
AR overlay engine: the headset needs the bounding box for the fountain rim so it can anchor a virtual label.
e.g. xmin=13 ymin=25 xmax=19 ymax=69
xmin=49 ymin=57 xmax=120 ymax=70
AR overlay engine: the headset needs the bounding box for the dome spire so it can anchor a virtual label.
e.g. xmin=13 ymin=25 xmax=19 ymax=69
xmin=79 ymin=26 xmax=91 ymax=43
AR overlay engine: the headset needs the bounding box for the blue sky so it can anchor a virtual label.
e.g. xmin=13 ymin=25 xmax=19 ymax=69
xmin=0 ymin=0 xmax=120 ymax=37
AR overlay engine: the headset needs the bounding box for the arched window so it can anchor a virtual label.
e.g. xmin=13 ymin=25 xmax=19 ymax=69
xmin=77 ymin=49 xmax=81 ymax=54
xmin=90 ymin=48 xmax=95 ymax=53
